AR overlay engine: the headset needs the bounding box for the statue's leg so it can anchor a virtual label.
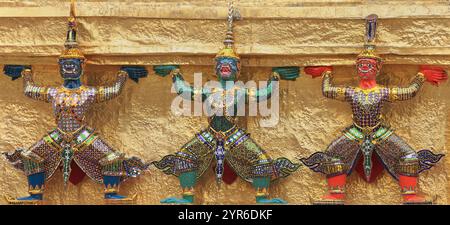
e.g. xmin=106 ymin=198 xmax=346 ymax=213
xmin=252 ymin=176 xmax=288 ymax=204
xmin=226 ymin=137 xmax=291 ymax=204
xmin=7 ymin=169 xmax=46 ymax=204
xmin=158 ymin=170 xmax=197 ymax=204
xmin=4 ymin=136 xmax=61 ymax=205
xmin=19 ymin=172 xmax=45 ymax=201
xmin=4 ymin=156 xmax=45 ymax=204
xmin=73 ymin=135 xmax=148 ymax=203
xmin=319 ymin=173 xmax=347 ymax=204
xmin=154 ymin=135 xmax=213 ymax=204
xmin=178 ymin=170 xmax=197 ymax=203
xmin=302 ymin=134 xmax=360 ymax=205
xmin=102 ymin=174 xmax=137 ymax=202
xmin=376 ymin=134 xmax=432 ymax=204
xmin=102 ymin=159 xmax=137 ymax=202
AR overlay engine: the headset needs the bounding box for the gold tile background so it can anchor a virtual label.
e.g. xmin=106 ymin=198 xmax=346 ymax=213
xmin=0 ymin=0 xmax=448 ymax=204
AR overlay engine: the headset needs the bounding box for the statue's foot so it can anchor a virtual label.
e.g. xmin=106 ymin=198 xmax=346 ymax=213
xmin=5 ymin=194 xmax=43 ymax=205
xmin=402 ymin=195 xmax=432 ymax=205
xmin=312 ymin=194 xmax=345 ymax=205
xmin=104 ymin=193 xmax=137 ymax=204
xmin=161 ymin=196 xmax=193 ymax=204
xmin=256 ymin=197 xmax=287 ymax=204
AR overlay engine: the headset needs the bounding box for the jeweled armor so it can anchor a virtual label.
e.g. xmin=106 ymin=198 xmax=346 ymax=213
xmin=301 ymin=71 xmax=443 ymax=181
xmin=3 ymin=0 xmax=148 ymax=203
xmin=153 ymin=0 xmax=300 ymax=204
xmin=154 ymin=70 xmax=299 ymax=184
xmin=5 ymin=69 xmax=147 ymax=186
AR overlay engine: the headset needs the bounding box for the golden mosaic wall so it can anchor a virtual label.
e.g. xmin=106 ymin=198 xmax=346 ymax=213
xmin=0 ymin=0 xmax=449 ymax=204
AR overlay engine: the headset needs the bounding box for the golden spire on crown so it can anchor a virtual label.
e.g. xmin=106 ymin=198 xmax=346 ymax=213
xmin=59 ymin=0 xmax=85 ymax=60
xmin=357 ymin=14 xmax=382 ymax=62
xmin=215 ymin=0 xmax=240 ymax=60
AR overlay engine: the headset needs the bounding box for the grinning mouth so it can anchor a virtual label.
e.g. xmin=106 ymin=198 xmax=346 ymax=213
xmin=359 ymin=67 xmax=371 ymax=73
xmin=63 ymin=64 xmax=77 ymax=74
xmin=220 ymin=64 xmax=232 ymax=76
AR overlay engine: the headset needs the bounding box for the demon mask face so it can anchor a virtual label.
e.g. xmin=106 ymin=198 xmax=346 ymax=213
xmin=59 ymin=58 xmax=84 ymax=80
xmin=356 ymin=58 xmax=381 ymax=80
xmin=215 ymin=57 xmax=240 ymax=81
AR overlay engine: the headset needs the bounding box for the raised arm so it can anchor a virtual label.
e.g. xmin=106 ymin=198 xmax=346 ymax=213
xmin=388 ymin=73 xmax=425 ymax=101
xmin=94 ymin=70 xmax=128 ymax=103
xmin=93 ymin=66 xmax=147 ymax=103
xmin=3 ymin=65 xmax=55 ymax=102
xmin=246 ymin=72 xmax=279 ymax=103
xmin=153 ymin=65 xmax=207 ymax=101
xmin=246 ymin=66 xmax=299 ymax=102
xmin=388 ymin=66 xmax=447 ymax=101
xmin=321 ymin=71 xmax=352 ymax=101
xmin=172 ymin=69 xmax=207 ymax=101
xmin=23 ymin=68 xmax=57 ymax=102
xmin=304 ymin=66 xmax=351 ymax=101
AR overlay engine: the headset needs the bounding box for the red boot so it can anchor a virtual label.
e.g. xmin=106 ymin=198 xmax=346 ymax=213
xmin=314 ymin=174 xmax=346 ymax=205
xmin=399 ymin=175 xmax=432 ymax=205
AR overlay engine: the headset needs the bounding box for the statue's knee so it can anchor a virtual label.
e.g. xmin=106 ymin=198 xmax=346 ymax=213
xmin=22 ymin=152 xmax=45 ymax=175
xmin=100 ymin=153 xmax=125 ymax=176
xmin=324 ymin=158 xmax=346 ymax=177
xmin=397 ymin=154 xmax=419 ymax=176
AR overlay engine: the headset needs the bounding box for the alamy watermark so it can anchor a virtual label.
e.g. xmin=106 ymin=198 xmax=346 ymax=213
xmin=170 ymin=72 xmax=280 ymax=127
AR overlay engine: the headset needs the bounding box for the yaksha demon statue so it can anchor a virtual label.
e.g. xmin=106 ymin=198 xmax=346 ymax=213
xmin=152 ymin=1 xmax=300 ymax=204
xmin=2 ymin=1 xmax=149 ymax=204
xmin=300 ymin=14 xmax=447 ymax=205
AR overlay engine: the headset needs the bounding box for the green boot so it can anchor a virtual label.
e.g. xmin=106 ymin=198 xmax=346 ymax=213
xmin=161 ymin=171 xmax=196 ymax=204
xmin=254 ymin=177 xmax=287 ymax=204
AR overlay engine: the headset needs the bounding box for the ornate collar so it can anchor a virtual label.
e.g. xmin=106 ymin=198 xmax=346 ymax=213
xmin=355 ymin=85 xmax=382 ymax=95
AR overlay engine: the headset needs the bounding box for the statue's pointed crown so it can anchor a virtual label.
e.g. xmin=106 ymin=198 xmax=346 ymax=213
xmin=60 ymin=0 xmax=85 ymax=60
xmin=215 ymin=1 xmax=240 ymax=60
xmin=357 ymin=14 xmax=382 ymax=62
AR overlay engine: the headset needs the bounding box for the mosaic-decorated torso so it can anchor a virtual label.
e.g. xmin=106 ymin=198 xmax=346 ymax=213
xmin=172 ymin=73 xmax=278 ymax=134
xmin=22 ymin=69 xmax=127 ymax=133
xmin=206 ymin=86 xmax=245 ymax=132
xmin=321 ymin=72 xmax=425 ymax=128
xmin=50 ymin=86 xmax=96 ymax=132
xmin=346 ymin=87 xmax=389 ymax=128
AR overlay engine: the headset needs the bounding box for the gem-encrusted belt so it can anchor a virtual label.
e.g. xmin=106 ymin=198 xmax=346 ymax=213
xmin=205 ymin=125 xmax=249 ymax=183
xmin=206 ymin=126 xmax=249 ymax=148
xmin=352 ymin=121 xmax=381 ymax=181
xmin=208 ymin=125 xmax=238 ymax=140
xmin=352 ymin=120 xmax=382 ymax=135
xmin=48 ymin=126 xmax=97 ymax=185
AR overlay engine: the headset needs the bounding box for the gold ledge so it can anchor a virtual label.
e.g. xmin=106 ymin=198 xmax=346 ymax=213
xmin=2 ymin=55 xmax=450 ymax=67
xmin=312 ymin=200 xmax=345 ymax=205
xmin=403 ymin=200 xmax=433 ymax=205
xmin=1 ymin=3 xmax=450 ymax=19
xmin=104 ymin=194 xmax=138 ymax=205
xmin=4 ymin=195 xmax=43 ymax=205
